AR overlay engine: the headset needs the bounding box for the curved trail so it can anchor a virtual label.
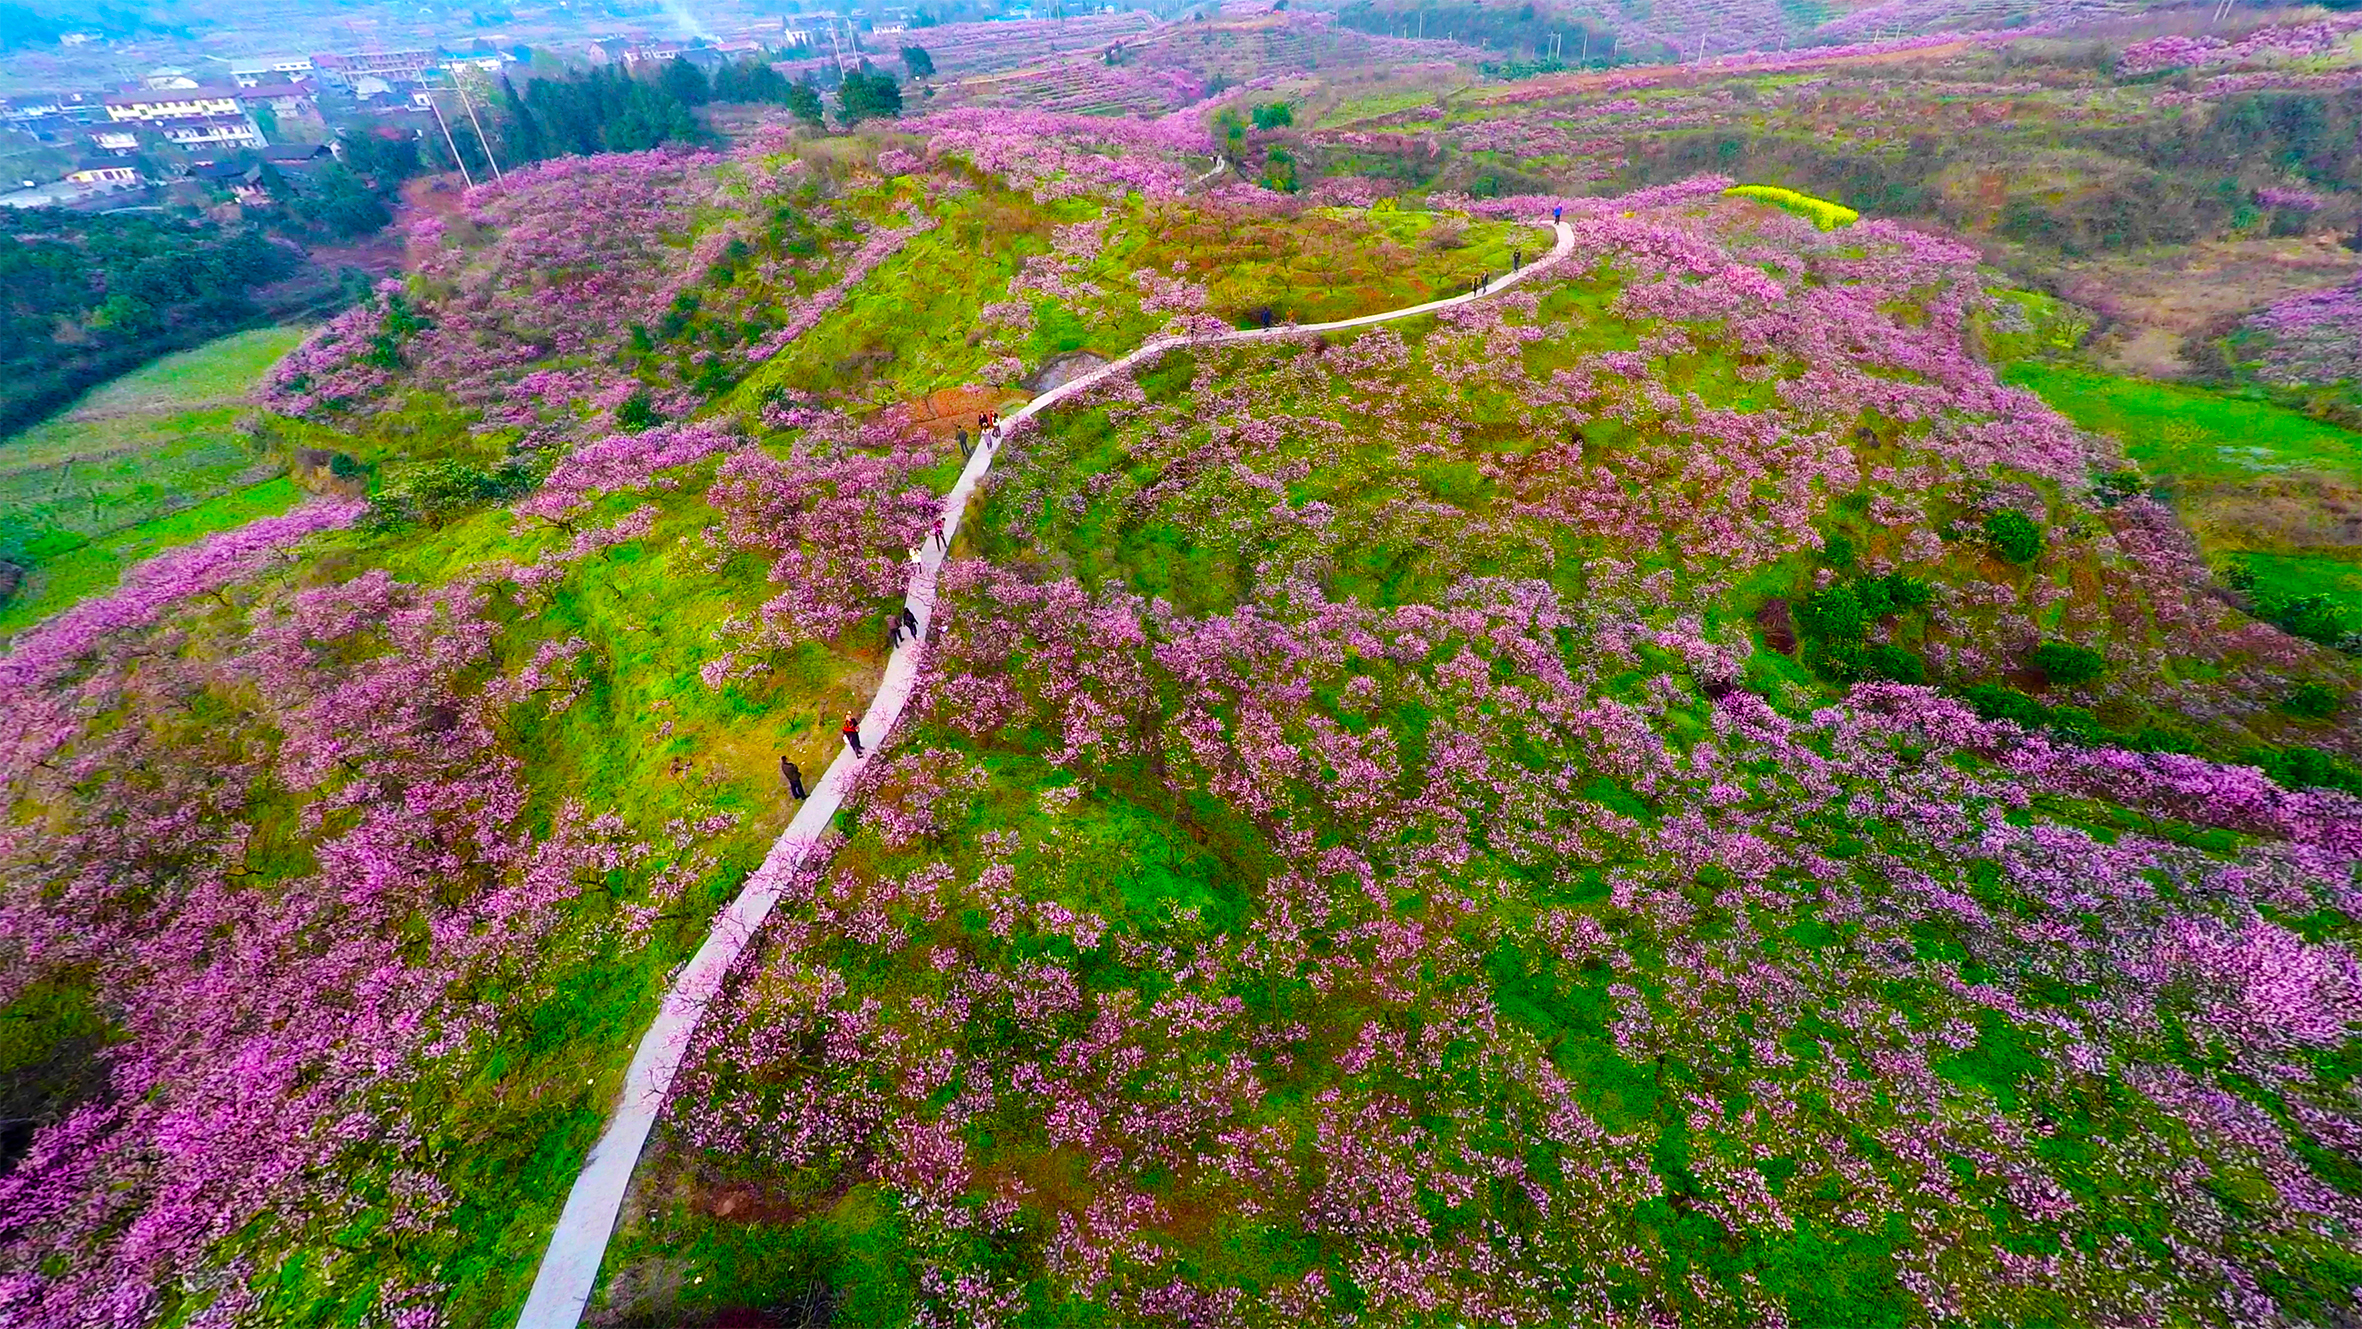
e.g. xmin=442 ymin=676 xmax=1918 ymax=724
xmin=514 ymin=215 xmax=1577 ymax=1329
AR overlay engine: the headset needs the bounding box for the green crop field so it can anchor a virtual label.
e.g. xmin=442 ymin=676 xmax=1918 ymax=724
xmin=0 ymin=327 xmax=309 ymax=638
xmin=2004 ymin=362 xmax=2362 ymax=488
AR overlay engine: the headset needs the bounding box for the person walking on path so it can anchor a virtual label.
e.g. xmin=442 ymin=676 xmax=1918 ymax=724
xmin=1553 ymin=204 xmax=1563 ymax=223
xmin=901 ymin=605 xmax=920 ymax=637
xmin=841 ymin=716 xmax=864 ymax=757
xmin=888 ymin=615 xmax=904 ymax=649
xmin=1512 ymin=247 xmax=1521 ymax=271
xmin=956 ymin=426 xmax=970 ymax=458
xmin=780 ymin=757 xmax=807 ymax=800
xmin=930 ymin=515 xmax=946 ymax=551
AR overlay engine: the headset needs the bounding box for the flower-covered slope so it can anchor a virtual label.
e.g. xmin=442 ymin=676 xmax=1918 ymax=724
xmin=3 ymin=103 xmax=2358 ymax=1329
xmin=618 ymin=190 xmax=2362 ymax=1327
xmin=0 ymin=130 xmax=1545 ymax=1329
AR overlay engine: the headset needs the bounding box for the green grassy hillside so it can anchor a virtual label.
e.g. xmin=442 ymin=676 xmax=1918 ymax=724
xmin=0 ymin=327 xmax=310 ymax=636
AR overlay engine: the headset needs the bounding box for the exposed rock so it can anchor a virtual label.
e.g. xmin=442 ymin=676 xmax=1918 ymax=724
xmin=1756 ymin=597 xmax=1797 ymax=655
xmin=289 ymin=446 xmax=369 ymax=499
xmin=1023 ymin=350 xmax=1109 ymax=395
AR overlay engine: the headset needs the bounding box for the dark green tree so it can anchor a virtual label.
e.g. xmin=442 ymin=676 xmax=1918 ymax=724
xmin=836 ymin=64 xmax=903 ymax=124
xmin=497 ymin=76 xmax=548 ymax=160
xmin=900 ymin=44 xmax=935 ymax=77
xmin=0 ymin=210 xmax=299 ymax=432
xmin=714 ymin=57 xmax=792 ymax=103
xmin=605 ymin=79 xmax=699 ymax=151
xmin=784 ymin=78 xmax=826 ymax=128
xmin=659 ymin=55 xmax=711 ymax=106
xmin=337 ymin=128 xmax=424 ymax=187
xmin=2029 ymin=641 xmax=2106 ymax=686
xmin=294 ymin=163 xmax=393 ymax=238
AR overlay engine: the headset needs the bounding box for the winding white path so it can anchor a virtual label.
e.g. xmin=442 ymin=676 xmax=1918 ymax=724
xmin=514 ymin=216 xmax=1576 ymax=1329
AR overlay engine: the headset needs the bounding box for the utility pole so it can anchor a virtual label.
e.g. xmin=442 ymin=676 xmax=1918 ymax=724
xmin=425 ymin=87 xmax=474 ymax=188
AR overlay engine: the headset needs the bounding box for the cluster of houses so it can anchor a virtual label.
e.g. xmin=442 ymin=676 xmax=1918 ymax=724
xmin=0 ymin=49 xmax=494 ymax=211
xmin=0 ymin=8 xmax=974 ymax=213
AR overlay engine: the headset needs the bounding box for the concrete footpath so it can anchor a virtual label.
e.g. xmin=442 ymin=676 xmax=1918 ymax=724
xmin=514 ymin=215 xmax=1577 ymax=1329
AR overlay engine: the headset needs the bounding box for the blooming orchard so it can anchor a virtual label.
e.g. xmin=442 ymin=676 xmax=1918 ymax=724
xmin=6 ymin=70 xmax=2361 ymax=1329
xmin=653 ymin=189 xmax=2362 ymax=1326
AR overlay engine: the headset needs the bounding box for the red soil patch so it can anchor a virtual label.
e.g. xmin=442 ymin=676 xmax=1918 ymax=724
xmin=899 ymin=384 xmax=1032 ymax=441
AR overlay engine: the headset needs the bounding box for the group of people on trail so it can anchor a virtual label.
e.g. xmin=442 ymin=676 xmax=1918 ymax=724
xmin=792 ymin=411 xmax=1011 ymax=796
xmin=774 ymin=711 xmax=865 ymax=801
xmin=775 ymin=708 xmax=868 ymax=800
xmin=956 ymin=410 xmax=1006 ymax=460
xmin=1466 ymin=209 xmax=1561 ymax=300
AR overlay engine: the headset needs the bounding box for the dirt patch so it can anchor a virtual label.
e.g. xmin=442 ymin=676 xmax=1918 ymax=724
xmin=290 ymin=446 xmax=369 ymax=499
xmin=2037 ymin=237 xmax=2361 ymax=378
xmin=1755 ymin=597 xmax=1797 ymax=655
xmin=898 ymin=383 xmax=1032 ymax=441
xmin=2184 ymin=472 xmax=2362 ymax=553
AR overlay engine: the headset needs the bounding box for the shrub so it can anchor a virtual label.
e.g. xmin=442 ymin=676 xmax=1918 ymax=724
xmin=362 ymin=458 xmax=534 ymax=530
xmin=1962 ymin=683 xmax=2047 ymax=728
xmin=1805 ymin=639 xmax=1924 ymax=684
xmin=2225 ymin=559 xmax=2356 ymax=651
xmin=617 ymin=390 xmax=662 ymax=431
xmin=2030 ymin=641 xmax=2106 ymax=686
xmin=1982 ymin=508 xmax=2044 ymax=564
xmin=1853 ymin=572 xmax=1932 ymax=619
xmin=1859 ymin=643 xmax=1926 ymax=684
xmin=2046 ymin=705 xmax=2101 ymax=743
xmin=2283 ymin=681 xmax=2343 ymax=720
xmin=2254 ymin=745 xmax=2362 ymax=795
xmin=2092 ymin=470 xmax=2144 ymax=506
xmin=2125 ymin=724 xmax=2199 ymax=754
xmin=2272 ymin=593 xmax=2349 ymax=647
xmin=1250 ymin=100 xmax=1295 ymax=131
xmin=1794 ymin=584 xmax=1865 ymax=641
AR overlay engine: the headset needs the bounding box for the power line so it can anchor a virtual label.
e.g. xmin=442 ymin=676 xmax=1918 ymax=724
xmin=449 ymin=69 xmax=503 ymax=180
xmin=424 ymin=86 xmax=474 ymax=188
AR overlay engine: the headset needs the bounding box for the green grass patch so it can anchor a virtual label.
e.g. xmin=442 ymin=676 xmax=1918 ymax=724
xmin=56 ymin=326 xmax=309 ymax=417
xmin=2237 ymin=549 xmax=2362 ymax=619
xmin=1317 ymin=87 xmax=1460 ymax=128
xmin=2003 ymin=363 xmax=2362 ymax=488
xmin=1 ymin=326 xmax=314 ymax=633
xmin=0 ymin=475 xmax=305 ymax=639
